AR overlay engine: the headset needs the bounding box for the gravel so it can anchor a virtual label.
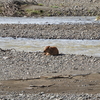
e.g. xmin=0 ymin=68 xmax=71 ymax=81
xmin=0 ymin=49 xmax=100 ymax=80
xmin=0 ymin=23 xmax=100 ymax=39
xmin=0 ymin=93 xmax=100 ymax=100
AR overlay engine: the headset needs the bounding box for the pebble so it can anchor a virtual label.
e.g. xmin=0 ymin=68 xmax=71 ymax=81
xmin=3 ymin=56 xmax=8 ymax=60
xmin=0 ymin=93 xmax=100 ymax=100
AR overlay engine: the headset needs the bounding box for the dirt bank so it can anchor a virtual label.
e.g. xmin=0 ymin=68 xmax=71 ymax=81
xmin=0 ymin=0 xmax=100 ymax=17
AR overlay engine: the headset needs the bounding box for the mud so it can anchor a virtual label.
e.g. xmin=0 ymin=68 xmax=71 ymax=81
xmin=0 ymin=73 xmax=100 ymax=95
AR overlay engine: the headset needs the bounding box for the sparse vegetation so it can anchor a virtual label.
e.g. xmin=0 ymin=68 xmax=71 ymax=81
xmin=0 ymin=0 xmax=99 ymax=17
xmin=38 ymin=3 xmax=43 ymax=6
xmin=0 ymin=9 xmax=2 ymax=13
xmin=51 ymin=6 xmax=59 ymax=8
xmin=95 ymin=15 xmax=100 ymax=20
xmin=25 ymin=9 xmax=44 ymax=16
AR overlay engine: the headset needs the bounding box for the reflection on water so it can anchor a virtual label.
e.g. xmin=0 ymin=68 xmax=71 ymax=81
xmin=0 ymin=37 xmax=100 ymax=57
xmin=0 ymin=16 xmax=99 ymax=24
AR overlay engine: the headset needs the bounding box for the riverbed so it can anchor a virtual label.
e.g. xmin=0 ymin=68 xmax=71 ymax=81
xmin=0 ymin=16 xmax=100 ymax=99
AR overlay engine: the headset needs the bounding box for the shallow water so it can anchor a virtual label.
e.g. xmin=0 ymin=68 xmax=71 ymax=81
xmin=0 ymin=37 xmax=100 ymax=57
xmin=0 ymin=16 xmax=99 ymax=24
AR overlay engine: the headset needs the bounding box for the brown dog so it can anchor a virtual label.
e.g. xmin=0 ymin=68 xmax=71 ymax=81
xmin=44 ymin=46 xmax=59 ymax=55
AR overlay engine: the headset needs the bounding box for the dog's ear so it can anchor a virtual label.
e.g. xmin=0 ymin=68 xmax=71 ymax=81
xmin=49 ymin=46 xmax=53 ymax=51
xmin=45 ymin=46 xmax=50 ymax=50
xmin=44 ymin=46 xmax=50 ymax=52
xmin=45 ymin=46 xmax=50 ymax=49
xmin=48 ymin=46 xmax=51 ymax=49
xmin=48 ymin=46 xmax=50 ymax=49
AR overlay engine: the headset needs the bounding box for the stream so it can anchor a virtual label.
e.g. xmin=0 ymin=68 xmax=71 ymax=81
xmin=0 ymin=37 xmax=100 ymax=57
xmin=0 ymin=16 xmax=99 ymax=24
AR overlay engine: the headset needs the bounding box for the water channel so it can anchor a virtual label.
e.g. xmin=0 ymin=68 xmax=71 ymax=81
xmin=0 ymin=37 xmax=100 ymax=57
xmin=0 ymin=16 xmax=100 ymax=24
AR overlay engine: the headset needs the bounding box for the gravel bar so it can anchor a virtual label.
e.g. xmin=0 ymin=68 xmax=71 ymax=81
xmin=0 ymin=23 xmax=100 ymax=39
xmin=0 ymin=49 xmax=100 ymax=80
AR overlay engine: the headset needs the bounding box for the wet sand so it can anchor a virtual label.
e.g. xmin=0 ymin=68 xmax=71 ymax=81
xmin=0 ymin=73 xmax=100 ymax=95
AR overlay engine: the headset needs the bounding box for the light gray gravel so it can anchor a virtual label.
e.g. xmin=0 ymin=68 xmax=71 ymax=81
xmin=0 ymin=93 xmax=100 ymax=100
xmin=0 ymin=23 xmax=100 ymax=39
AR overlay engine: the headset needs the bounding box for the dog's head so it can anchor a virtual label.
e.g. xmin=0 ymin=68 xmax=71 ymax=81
xmin=44 ymin=46 xmax=51 ymax=54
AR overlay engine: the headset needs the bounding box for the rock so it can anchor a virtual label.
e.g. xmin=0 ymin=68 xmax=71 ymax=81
xmin=3 ymin=56 xmax=8 ymax=60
